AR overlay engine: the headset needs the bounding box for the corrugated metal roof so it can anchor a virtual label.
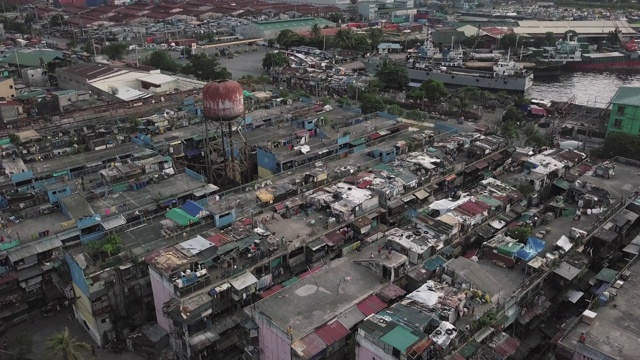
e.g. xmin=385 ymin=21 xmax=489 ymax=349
xmin=315 ymin=320 xmax=350 ymax=346
xmin=376 ymin=283 xmax=406 ymax=303
xmin=380 ymin=325 xmax=420 ymax=353
xmin=293 ymin=332 xmax=326 ymax=359
xmin=336 ymin=306 xmax=366 ymax=329
xmin=491 ymin=332 xmax=520 ymax=358
xmin=356 ymin=295 xmax=387 ymax=316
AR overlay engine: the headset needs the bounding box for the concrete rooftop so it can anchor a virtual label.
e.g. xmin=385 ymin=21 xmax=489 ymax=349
xmin=253 ymin=244 xmax=404 ymax=338
xmin=559 ymin=259 xmax=640 ymax=360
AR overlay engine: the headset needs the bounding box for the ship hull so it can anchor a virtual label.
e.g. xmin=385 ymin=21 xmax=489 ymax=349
xmin=407 ymin=68 xmax=533 ymax=92
xmin=566 ymin=59 xmax=640 ymax=71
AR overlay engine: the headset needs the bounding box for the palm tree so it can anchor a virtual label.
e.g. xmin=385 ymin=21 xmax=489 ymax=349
xmin=335 ymin=28 xmax=355 ymax=50
xmin=47 ymin=327 xmax=91 ymax=360
xmin=310 ymin=24 xmax=321 ymax=39
xmin=368 ymin=28 xmax=383 ymax=52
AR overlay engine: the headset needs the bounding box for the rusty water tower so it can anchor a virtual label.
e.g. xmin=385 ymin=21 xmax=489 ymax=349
xmin=202 ymin=80 xmax=251 ymax=186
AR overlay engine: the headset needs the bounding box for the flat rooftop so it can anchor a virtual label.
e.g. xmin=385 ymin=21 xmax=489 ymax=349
xmin=27 ymin=143 xmax=143 ymax=176
xmin=559 ymin=260 xmax=640 ymax=360
xmin=88 ymin=173 xmax=206 ymax=215
xmin=253 ymin=244 xmax=404 ymax=338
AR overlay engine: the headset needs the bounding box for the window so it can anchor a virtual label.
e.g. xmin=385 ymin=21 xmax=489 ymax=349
xmin=617 ymin=105 xmax=626 ymax=116
xmin=8 ymin=85 xmax=12 ymax=89
xmin=613 ymin=119 xmax=623 ymax=129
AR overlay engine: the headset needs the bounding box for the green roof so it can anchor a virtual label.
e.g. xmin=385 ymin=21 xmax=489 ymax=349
xmin=0 ymin=49 xmax=64 ymax=67
xmin=478 ymin=195 xmax=503 ymax=208
xmin=253 ymin=17 xmax=335 ymax=31
xmin=15 ymin=90 xmax=46 ymax=101
xmin=165 ymin=208 xmax=199 ymax=227
xmin=610 ymin=86 xmax=640 ymax=107
xmin=380 ymin=325 xmax=420 ymax=353
xmin=595 ymin=267 xmax=617 ymax=283
xmin=423 ymin=255 xmax=447 ymax=271
xmin=553 ymin=178 xmax=571 ymax=190
xmin=0 ymin=138 xmax=11 ymax=146
xmin=497 ymin=242 xmax=523 ymax=257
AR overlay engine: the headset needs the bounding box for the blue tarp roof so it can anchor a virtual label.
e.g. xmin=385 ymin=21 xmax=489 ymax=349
xmin=181 ymin=200 xmax=209 ymax=218
xmin=516 ymin=236 xmax=546 ymax=261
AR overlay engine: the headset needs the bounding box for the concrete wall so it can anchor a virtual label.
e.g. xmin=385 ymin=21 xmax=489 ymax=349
xmin=254 ymin=311 xmax=292 ymax=360
xmin=65 ymin=253 xmax=90 ymax=297
xmin=0 ymin=78 xmax=15 ymax=99
xmin=72 ymin=282 xmax=102 ymax=345
xmin=355 ymin=334 xmax=395 ymax=360
xmin=149 ymin=267 xmax=175 ymax=333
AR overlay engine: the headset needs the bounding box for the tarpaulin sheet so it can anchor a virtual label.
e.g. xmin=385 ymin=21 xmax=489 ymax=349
xmin=516 ymin=236 xmax=546 ymax=261
xmin=181 ymin=200 xmax=209 ymax=218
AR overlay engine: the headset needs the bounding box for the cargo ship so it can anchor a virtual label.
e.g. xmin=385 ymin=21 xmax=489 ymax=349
xmin=537 ymin=31 xmax=640 ymax=72
xmin=406 ymin=58 xmax=534 ymax=92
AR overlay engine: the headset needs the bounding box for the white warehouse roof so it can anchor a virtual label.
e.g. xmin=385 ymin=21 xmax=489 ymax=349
xmin=514 ymin=20 xmax=636 ymax=36
xmin=138 ymin=73 xmax=177 ymax=85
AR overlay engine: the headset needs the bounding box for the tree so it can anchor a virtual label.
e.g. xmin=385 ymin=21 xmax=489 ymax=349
xmin=499 ymin=106 xmax=524 ymax=141
xmin=101 ymin=43 xmax=128 ymax=60
xmin=49 ymin=14 xmax=65 ymax=28
xmin=82 ymin=41 xmax=95 ymax=56
xmin=335 ymin=28 xmax=355 ymax=50
xmin=506 ymin=226 xmax=532 ymax=243
xmin=238 ymin=75 xmax=257 ymax=87
xmin=368 ymin=28 xmax=383 ymax=52
xmin=543 ymin=31 xmax=556 ymax=46
xmin=47 ymin=327 xmax=91 ymax=360
xmin=387 ymin=104 xmax=405 ymax=117
xmin=419 ymin=79 xmax=448 ymax=107
xmin=9 ymin=332 xmax=34 ymax=360
xmin=256 ymin=75 xmax=271 ymax=90
xmin=516 ymin=182 xmax=535 ymax=197
xmin=499 ymin=33 xmax=519 ymax=50
xmin=183 ymin=54 xmax=231 ymax=82
xmin=276 ymin=29 xmax=300 ymax=49
xmin=375 ymin=59 xmax=409 ymax=89
xmin=262 ymin=52 xmax=290 ymax=70
xmin=310 ymin=24 xmax=321 ymax=39
xmin=144 ymin=50 xmax=181 ymax=73
xmin=360 ymin=93 xmax=386 ymax=114
xmin=327 ymin=12 xmax=342 ymax=23
xmin=601 ymin=132 xmax=640 ymax=161
xmin=8 ymin=133 xmax=21 ymax=146
xmin=407 ymin=88 xmax=425 ymax=102
xmin=451 ymin=86 xmax=478 ymax=114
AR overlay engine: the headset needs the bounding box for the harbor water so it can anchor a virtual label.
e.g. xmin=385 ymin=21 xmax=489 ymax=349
xmin=529 ymin=72 xmax=640 ymax=108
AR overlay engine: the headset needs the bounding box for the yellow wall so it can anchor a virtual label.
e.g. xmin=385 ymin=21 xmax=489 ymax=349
xmin=0 ymin=78 xmax=15 ymax=100
xmin=258 ymin=166 xmax=273 ymax=178
xmin=72 ymin=282 xmax=100 ymax=343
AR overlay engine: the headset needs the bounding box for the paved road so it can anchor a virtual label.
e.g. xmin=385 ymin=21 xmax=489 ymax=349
xmin=7 ymin=311 xmax=144 ymax=360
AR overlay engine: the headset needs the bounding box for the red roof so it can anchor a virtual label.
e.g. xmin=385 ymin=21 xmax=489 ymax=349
xmin=323 ymin=230 xmax=346 ymax=246
xmin=357 ymin=180 xmax=373 ymax=189
xmin=356 ymin=295 xmax=387 ymax=316
xmin=493 ymin=333 xmax=521 ymax=358
xmin=298 ymin=333 xmax=327 ymax=359
xmin=207 ymin=233 xmax=230 ymax=247
xmin=456 ymin=200 xmax=490 ymax=217
xmin=369 ymin=132 xmax=382 ymax=140
xmin=299 ymin=264 xmax=323 ymax=279
xmin=0 ymin=271 xmax=18 ymax=285
xmin=315 ymin=321 xmax=350 ymax=346
xmin=260 ymin=284 xmax=283 ymax=299
xmin=376 ymin=283 xmax=406 ymax=303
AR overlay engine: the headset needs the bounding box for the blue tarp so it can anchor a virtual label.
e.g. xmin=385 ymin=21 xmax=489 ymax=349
xmin=516 ymin=236 xmax=546 ymax=261
xmin=181 ymin=200 xmax=209 ymax=218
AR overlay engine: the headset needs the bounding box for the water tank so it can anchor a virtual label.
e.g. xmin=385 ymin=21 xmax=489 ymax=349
xmin=203 ymin=80 xmax=244 ymax=121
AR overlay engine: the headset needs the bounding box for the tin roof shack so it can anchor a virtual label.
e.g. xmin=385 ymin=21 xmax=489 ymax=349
xmin=481 ymin=234 xmax=524 ymax=269
xmin=385 ymin=227 xmax=438 ymax=265
xmin=413 ymin=214 xmax=456 ymax=243
xmin=523 ymin=154 xmax=566 ymax=191
xmin=145 ymin=236 xmax=215 ymax=332
xmin=328 ymin=182 xmax=379 ymax=222
xmin=453 ymin=199 xmax=490 ymax=226
xmin=1 ymin=237 xmax=63 ymax=324
xmin=248 ymin=246 xmax=408 ymax=360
